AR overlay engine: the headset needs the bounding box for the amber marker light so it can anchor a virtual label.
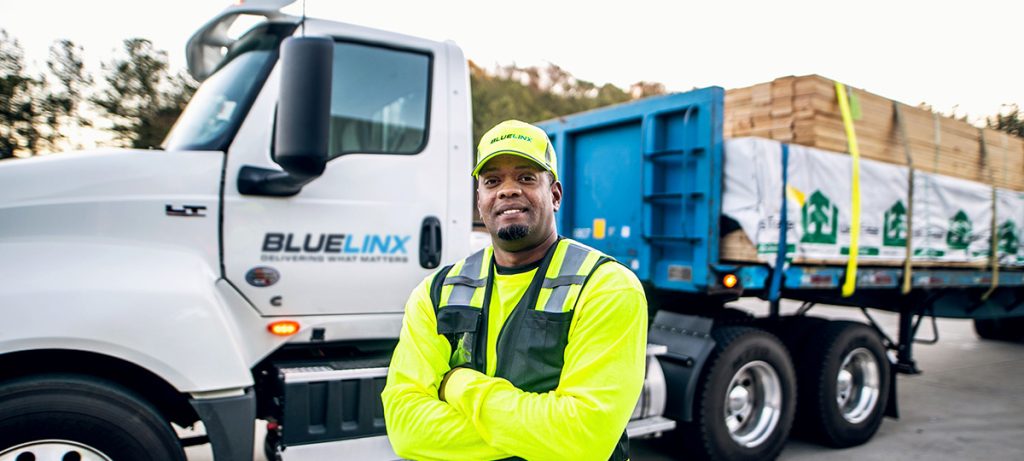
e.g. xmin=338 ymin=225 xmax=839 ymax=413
xmin=722 ymin=274 xmax=738 ymax=289
xmin=268 ymin=320 xmax=300 ymax=336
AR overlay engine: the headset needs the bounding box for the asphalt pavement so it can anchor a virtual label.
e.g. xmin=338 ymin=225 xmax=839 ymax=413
xmin=186 ymin=299 xmax=1024 ymax=461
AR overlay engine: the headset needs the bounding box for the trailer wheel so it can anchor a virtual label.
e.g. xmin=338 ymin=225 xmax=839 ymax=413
xmin=0 ymin=374 xmax=185 ymax=461
xmin=974 ymin=318 xmax=1024 ymax=342
xmin=795 ymin=321 xmax=890 ymax=447
xmin=678 ymin=326 xmax=796 ymax=461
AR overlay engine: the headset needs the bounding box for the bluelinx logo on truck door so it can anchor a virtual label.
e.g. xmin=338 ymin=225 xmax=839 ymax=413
xmin=261 ymin=233 xmax=411 ymax=263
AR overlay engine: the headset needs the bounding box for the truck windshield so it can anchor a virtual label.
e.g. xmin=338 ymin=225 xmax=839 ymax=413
xmin=163 ymin=23 xmax=294 ymax=151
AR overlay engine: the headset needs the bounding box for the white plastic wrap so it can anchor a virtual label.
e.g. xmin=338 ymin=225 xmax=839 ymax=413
xmin=786 ymin=144 xmax=909 ymax=261
xmin=911 ymin=172 xmax=992 ymax=263
xmin=721 ymin=137 xmax=787 ymax=258
xmin=996 ymin=188 xmax=1024 ymax=265
xmin=723 ymin=137 xmax=1014 ymax=265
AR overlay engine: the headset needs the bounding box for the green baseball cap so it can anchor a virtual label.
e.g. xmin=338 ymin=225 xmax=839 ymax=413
xmin=473 ymin=120 xmax=558 ymax=181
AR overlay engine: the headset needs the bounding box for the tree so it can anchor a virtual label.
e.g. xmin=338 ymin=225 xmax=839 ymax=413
xmin=158 ymin=70 xmax=198 ymax=134
xmin=988 ymin=104 xmax=1024 ymax=138
xmin=629 ymin=81 xmax=666 ymax=100
xmin=92 ymin=38 xmax=194 ymax=149
xmin=469 ymin=60 xmax=666 ymax=147
xmin=0 ymin=30 xmax=42 ymax=159
xmin=38 ymin=39 xmax=91 ymax=151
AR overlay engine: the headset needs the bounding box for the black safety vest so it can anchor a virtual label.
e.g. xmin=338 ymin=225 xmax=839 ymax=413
xmin=429 ymin=238 xmax=629 ymax=461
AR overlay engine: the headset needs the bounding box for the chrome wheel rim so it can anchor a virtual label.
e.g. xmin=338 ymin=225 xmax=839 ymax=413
xmin=724 ymin=360 xmax=783 ymax=448
xmin=836 ymin=347 xmax=880 ymax=424
xmin=0 ymin=440 xmax=113 ymax=461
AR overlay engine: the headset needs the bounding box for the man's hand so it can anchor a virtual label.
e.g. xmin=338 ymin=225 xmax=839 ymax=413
xmin=438 ymin=366 xmax=463 ymax=402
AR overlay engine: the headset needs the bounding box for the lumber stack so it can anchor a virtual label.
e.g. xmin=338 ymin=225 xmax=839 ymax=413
xmin=720 ymin=75 xmax=1024 ymax=267
xmin=723 ymin=75 xmax=1024 ymax=190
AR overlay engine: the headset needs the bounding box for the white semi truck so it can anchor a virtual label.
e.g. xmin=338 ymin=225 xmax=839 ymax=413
xmin=14 ymin=1 xmax=1021 ymax=460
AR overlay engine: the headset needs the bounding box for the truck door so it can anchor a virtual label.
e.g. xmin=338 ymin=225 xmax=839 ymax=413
xmin=222 ymin=36 xmax=452 ymax=316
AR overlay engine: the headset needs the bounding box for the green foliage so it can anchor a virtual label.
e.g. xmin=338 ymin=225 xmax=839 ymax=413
xmin=92 ymin=38 xmax=196 ymax=149
xmin=0 ymin=30 xmax=42 ymax=159
xmin=0 ymin=34 xmax=94 ymax=157
xmin=469 ymin=61 xmax=663 ymax=146
xmin=1 ymin=32 xmax=195 ymax=156
xmin=988 ymin=104 xmax=1024 ymax=138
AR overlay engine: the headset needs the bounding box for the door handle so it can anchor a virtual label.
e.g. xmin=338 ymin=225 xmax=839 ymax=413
xmin=420 ymin=216 xmax=442 ymax=269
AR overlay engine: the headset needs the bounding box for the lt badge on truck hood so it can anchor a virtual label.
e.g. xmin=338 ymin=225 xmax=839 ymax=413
xmin=165 ymin=204 xmax=207 ymax=217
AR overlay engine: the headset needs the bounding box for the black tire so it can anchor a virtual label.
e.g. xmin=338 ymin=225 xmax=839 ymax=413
xmin=794 ymin=321 xmax=890 ymax=448
xmin=674 ymin=326 xmax=797 ymax=461
xmin=974 ymin=317 xmax=1024 ymax=342
xmin=0 ymin=374 xmax=186 ymax=461
xmin=771 ymin=316 xmax=830 ymax=357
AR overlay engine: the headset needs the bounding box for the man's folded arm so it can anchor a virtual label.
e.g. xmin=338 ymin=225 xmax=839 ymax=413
xmin=442 ymin=265 xmax=648 ymax=461
xmin=382 ymin=277 xmax=509 ymax=461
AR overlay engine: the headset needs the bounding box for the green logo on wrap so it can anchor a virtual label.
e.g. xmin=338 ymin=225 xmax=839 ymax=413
xmin=801 ymin=190 xmax=839 ymax=245
xmin=946 ymin=210 xmax=972 ymax=250
xmin=883 ymin=200 xmax=908 ymax=247
xmin=998 ymin=221 xmax=1019 ymax=255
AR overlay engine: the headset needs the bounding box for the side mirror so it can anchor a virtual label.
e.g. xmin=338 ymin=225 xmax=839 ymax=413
xmin=238 ymin=35 xmax=333 ymax=197
xmin=276 ymin=36 xmax=332 ymax=178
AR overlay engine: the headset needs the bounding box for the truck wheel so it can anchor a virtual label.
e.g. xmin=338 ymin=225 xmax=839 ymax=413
xmin=0 ymin=374 xmax=185 ymax=461
xmin=974 ymin=318 xmax=1024 ymax=342
xmin=679 ymin=326 xmax=796 ymax=461
xmin=795 ymin=321 xmax=890 ymax=447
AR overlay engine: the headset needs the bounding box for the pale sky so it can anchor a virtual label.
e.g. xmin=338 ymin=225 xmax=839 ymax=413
xmin=3 ymin=0 xmax=1022 ymax=135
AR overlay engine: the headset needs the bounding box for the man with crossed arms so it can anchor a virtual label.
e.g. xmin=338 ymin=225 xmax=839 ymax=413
xmin=383 ymin=120 xmax=647 ymax=461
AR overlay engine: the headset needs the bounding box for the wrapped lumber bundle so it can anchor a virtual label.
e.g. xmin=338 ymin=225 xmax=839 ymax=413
xmin=997 ymin=189 xmax=1024 ymax=265
xmin=723 ymin=75 xmax=1024 ymax=191
xmin=721 ymin=138 xmax=1024 ymax=267
xmin=720 ymin=75 xmax=1024 ymax=267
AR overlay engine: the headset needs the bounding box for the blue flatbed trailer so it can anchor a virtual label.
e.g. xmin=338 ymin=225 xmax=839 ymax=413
xmin=537 ymin=87 xmax=1024 ymax=460
xmin=539 ymin=86 xmax=1023 ymax=322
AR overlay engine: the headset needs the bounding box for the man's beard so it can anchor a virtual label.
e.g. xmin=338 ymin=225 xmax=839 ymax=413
xmin=497 ymin=224 xmax=530 ymax=241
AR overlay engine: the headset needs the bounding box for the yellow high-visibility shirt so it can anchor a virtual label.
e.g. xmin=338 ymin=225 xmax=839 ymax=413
xmin=382 ymin=258 xmax=648 ymax=461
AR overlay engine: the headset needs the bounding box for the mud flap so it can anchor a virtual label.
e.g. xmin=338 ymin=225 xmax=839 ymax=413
xmin=885 ymin=360 xmax=900 ymax=418
xmin=648 ymin=311 xmax=716 ymax=423
xmin=190 ymin=388 xmax=255 ymax=461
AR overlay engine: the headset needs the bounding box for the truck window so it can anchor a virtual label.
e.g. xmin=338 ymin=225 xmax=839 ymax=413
xmin=163 ymin=24 xmax=291 ymax=151
xmin=328 ymin=41 xmax=431 ymax=158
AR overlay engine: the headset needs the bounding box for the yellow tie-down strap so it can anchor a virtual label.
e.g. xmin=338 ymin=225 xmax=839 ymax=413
xmin=835 ymin=82 xmax=861 ymax=297
xmin=893 ymin=102 xmax=915 ymax=294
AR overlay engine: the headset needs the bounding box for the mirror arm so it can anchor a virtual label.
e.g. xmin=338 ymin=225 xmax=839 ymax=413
xmin=237 ymin=165 xmax=316 ymax=197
